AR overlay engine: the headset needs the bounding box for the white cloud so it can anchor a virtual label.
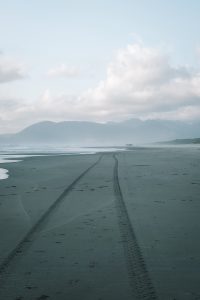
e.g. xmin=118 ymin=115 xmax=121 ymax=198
xmin=0 ymin=53 xmax=27 ymax=83
xmin=1 ymin=42 xmax=200 ymax=133
xmin=78 ymin=43 xmax=200 ymax=121
xmin=47 ymin=64 xmax=80 ymax=78
xmin=0 ymin=95 xmax=30 ymax=132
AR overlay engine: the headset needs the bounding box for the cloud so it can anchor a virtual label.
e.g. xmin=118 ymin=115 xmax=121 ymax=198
xmin=1 ymin=42 xmax=200 ymax=133
xmin=0 ymin=53 xmax=27 ymax=83
xmin=47 ymin=64 xmax=81 ymax=78
xmin=77 ymin=43 xmax=200 ymax=121
xmin=0 ymin=95 xmax=30 ymax=132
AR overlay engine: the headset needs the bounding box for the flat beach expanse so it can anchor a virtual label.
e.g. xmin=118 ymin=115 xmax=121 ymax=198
xmin=0 ymin=147 xmax=200 ymax=299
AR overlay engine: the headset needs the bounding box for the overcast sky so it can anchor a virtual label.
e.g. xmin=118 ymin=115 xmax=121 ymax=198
xmin=1 ymin=0 xmax=200 ymax=133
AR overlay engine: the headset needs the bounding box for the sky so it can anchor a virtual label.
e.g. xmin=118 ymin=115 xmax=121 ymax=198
xmin=1 ymin=0 xmax=200 ymax=133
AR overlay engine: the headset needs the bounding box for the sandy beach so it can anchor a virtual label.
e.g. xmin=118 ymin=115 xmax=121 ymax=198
xmin=0 ymin=147 xmax=200 ymax=299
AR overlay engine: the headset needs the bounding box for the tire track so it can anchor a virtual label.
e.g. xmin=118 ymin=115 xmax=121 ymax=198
xmin=113 ymin=154 xmax=157 ymax=299
xmin=0 ymin=154 xmax=103 ymax=276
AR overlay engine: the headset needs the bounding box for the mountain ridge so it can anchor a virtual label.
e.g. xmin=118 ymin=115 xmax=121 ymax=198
xmin=0 ymin=119 xmax=200 ymax=146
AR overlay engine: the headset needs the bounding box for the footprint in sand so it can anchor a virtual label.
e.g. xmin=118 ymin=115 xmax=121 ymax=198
xmin=25 ymin=286 xmax=37 ymax=290
xmin=68 ymin=279 xmax=80 ymax=287
xmin=36 ymin=295 xmax=49 ymax=300
xmin=24 ymin=271 xmax=32 ymax=275
xmin=89 ymin=261 xmax=96 ymax=268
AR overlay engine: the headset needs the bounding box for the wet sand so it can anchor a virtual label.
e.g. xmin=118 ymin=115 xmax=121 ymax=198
xmin=0 ymin=148 xmax=200 ymax=299
xmin=118 ymin=147 xmax=200 ymax=299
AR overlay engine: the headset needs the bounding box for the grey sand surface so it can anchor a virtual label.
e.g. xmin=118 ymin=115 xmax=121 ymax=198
xmin=0 ymin=148 xmax=200 ymax=299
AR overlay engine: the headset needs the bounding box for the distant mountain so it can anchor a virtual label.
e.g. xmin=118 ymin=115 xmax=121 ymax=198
xmin=0 ymin=119 xmax=200 ymax=146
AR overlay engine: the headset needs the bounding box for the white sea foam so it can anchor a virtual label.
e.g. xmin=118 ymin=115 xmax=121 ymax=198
xmin=0 ymin=168 xmax=9 ymax=180
xmin=0 ymin=146 xmax=124 ymax=180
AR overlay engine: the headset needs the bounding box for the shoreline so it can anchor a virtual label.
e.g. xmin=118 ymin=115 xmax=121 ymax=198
xmin=0 ymin=147 xmax=125 ymax=181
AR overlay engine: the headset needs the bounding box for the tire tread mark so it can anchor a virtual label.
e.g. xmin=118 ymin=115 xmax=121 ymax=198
xmin=0 ymin=155 xmax=103 ymax=276
xmin=113 ymin=154 xmax=157 ymax=300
